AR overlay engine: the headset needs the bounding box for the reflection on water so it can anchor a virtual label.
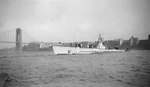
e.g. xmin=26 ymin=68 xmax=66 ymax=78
xmin=0 ymin=50 xmax=150 ymax=87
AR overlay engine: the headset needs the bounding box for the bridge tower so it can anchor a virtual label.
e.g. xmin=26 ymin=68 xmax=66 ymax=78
xmin=16 ymin=28 xmax=22 ymax=51
xmin=148 ymin=34 xmax=150 ymax=49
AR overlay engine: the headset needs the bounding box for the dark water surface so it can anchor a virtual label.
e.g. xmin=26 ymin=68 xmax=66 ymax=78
xmin=0 ymin=50 xmax=150 ymax=87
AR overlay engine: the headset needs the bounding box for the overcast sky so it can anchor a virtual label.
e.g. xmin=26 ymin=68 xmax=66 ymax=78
xmin=0 ymin=0 xmax=150 ymax=42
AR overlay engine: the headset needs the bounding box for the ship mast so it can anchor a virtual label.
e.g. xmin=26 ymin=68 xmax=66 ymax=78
xmin=98 ymin=34 xmax=104 ymax=43
xmin=97 ymin=34 xmax=105 ymax=49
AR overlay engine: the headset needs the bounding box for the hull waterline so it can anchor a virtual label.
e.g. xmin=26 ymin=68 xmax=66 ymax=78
xmin=52 ymin=46 xmax=125 ymax=55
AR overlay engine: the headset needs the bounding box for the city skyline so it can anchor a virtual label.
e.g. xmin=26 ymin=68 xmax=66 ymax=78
xmin=0 ymin=0 xmax=150 ymax=42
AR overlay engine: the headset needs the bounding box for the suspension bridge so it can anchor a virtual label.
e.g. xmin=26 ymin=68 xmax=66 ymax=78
xmin=0 ymin=28 xmax=39 ymax=51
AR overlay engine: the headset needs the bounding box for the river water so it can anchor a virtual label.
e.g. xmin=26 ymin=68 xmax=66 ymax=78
xmin=0 ymin=50 xmax=150 ymax=87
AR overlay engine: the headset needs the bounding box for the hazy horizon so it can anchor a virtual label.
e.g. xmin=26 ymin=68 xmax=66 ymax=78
xmin=0 ymin=0 xmax=150 ymax=42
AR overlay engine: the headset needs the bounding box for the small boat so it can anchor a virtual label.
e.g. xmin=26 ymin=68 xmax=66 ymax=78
xmin=52 ymin=34 xmax=125 ymax=55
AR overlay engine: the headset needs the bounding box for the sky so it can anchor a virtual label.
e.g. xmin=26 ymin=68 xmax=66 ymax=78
xmin=0 ymin=0 xmax=150 ymax=42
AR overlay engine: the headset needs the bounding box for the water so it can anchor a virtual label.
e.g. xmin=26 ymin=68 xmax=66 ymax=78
xmin=0 ymin=50 xmax=150 ymax=87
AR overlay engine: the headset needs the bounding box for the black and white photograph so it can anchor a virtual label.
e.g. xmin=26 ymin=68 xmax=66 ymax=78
xmin=0 ymin=0 xmax=150 ymax=87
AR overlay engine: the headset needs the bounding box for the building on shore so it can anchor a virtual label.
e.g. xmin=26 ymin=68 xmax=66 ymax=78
xmin=23 ymin=42 xmax=61 ymax=51
xmin=137 ymin=35 xmax=150 ymax=50
xmin=103 ymin=39 xmax=123 ymax=49
xmin=102 ymin=35 xmax=150 ymax=50
xmin=129 ymin=36 xmax=139 ymax=47
xmin=138 ymin=40 xmax=149 ymax=50
xmin=61 ymin=34 xmax=150 ymax=50
xmin=23 ymin=42 xmax=41 ymax=51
